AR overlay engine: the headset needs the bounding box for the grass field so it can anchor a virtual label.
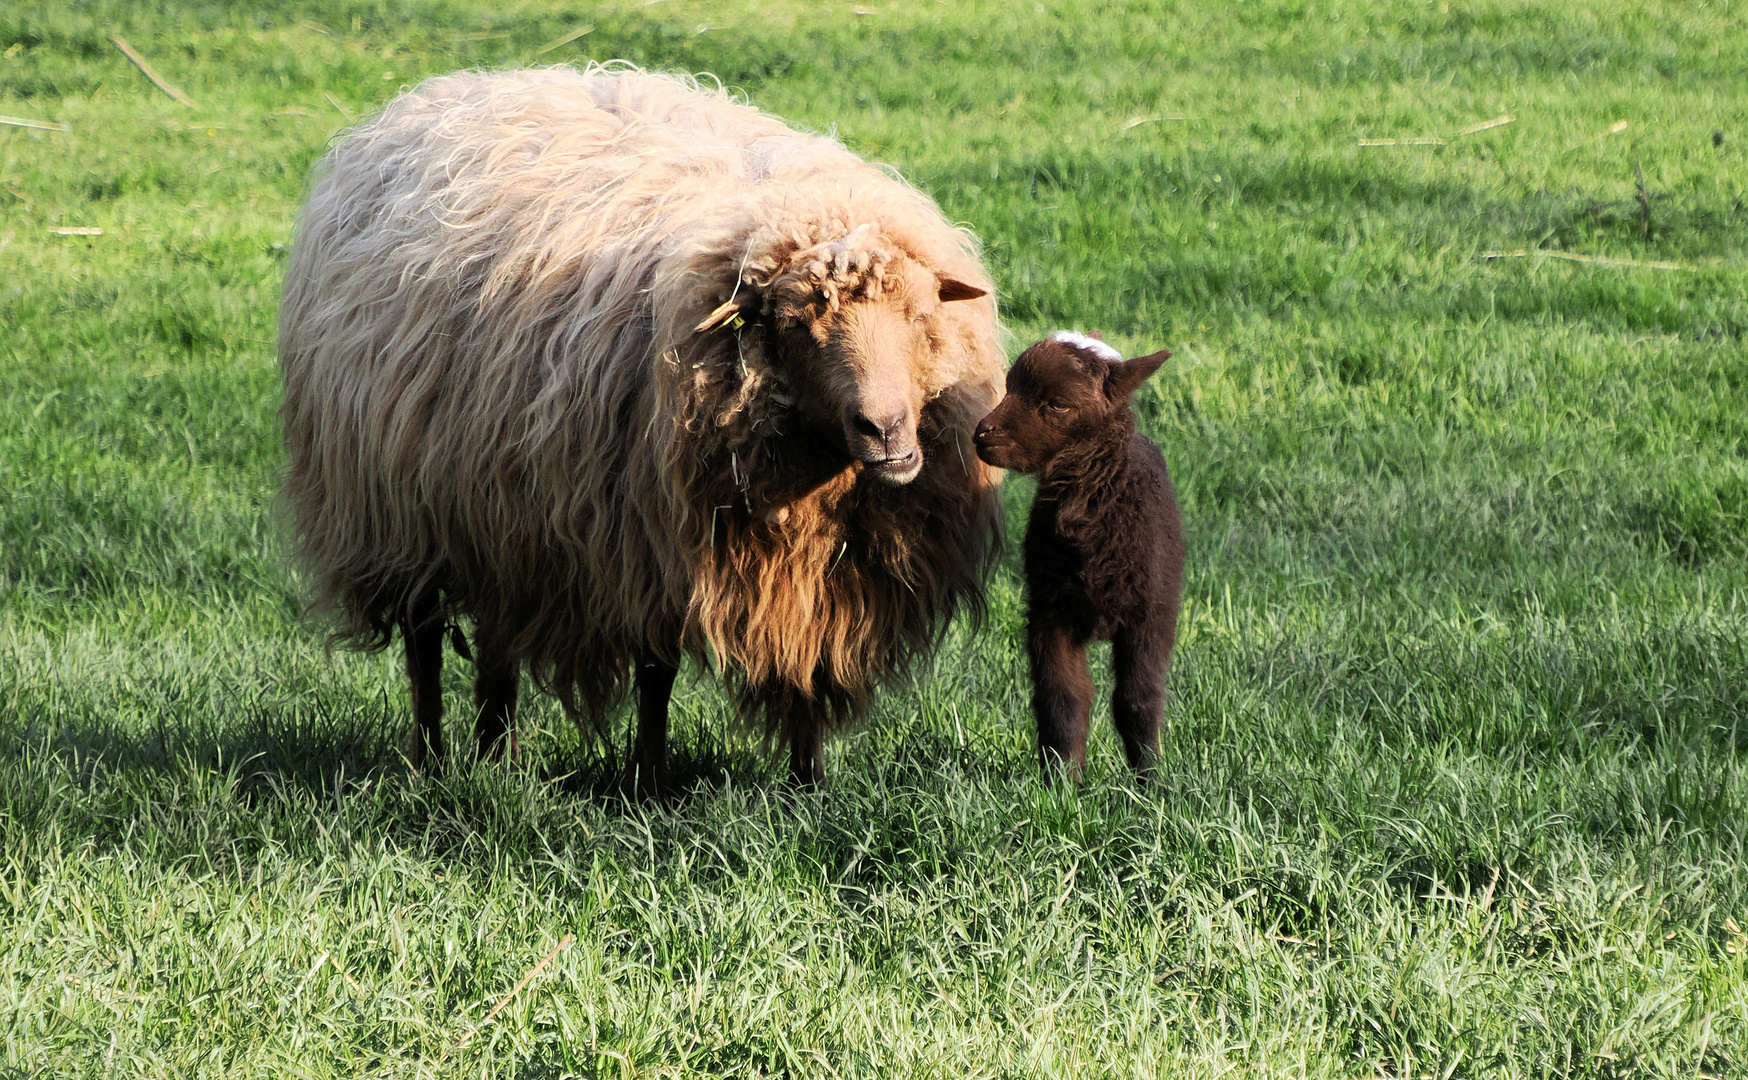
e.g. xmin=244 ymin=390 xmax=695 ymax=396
xmin=4 ymin=0 xmax=1748 ymax=1075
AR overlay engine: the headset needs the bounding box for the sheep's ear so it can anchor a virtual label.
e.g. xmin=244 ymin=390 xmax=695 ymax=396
xmin=937 ymin=275 xmax=989 ymax=303
xmin=694 ymin=295 xmax=756 ymax=334
xmin=1105 ymin=348 xmax=1172 ymax=401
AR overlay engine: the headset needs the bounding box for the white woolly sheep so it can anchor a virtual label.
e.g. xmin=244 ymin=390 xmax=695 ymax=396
xmin=277 ymin=65 xmax=1004 ymax=787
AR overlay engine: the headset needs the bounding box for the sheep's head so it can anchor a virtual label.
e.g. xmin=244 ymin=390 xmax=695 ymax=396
xmin=973 ymin=332 xmax=1171 ymax=474
xmin=697 ymin=225 xmax=988 ymax=486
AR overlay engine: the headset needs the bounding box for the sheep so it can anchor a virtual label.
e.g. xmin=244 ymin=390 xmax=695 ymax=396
xmin=972 ymin=332 xmax=1183 ymax=778
xmin=277 ymin=65 xmax=1004 ymax=789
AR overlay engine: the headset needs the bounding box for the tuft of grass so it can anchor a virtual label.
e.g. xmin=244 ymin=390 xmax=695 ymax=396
xmin=3 ymin=0 xmax=1747 ymax=1075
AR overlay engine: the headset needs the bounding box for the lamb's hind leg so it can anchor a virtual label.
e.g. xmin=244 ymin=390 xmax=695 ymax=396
xmin=471 ymin=626 xmax=520 ymax=763
xmin=1029 ymin=622 xmax=1093 ymax=780
xmin=1111 ymin=625 xmax=1173 ymax=777
xmin=626 ymin=650 xmax=677 ymax=797
xmin=401 ymin=592 xmax=445 ymax=774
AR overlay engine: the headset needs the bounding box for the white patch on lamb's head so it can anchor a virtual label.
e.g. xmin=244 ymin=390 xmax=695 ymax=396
xmin=1049 ymin=330 xmax=1123 ymax=363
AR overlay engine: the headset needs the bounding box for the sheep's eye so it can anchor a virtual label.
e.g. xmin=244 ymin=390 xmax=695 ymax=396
xmin=1045 ymin=401 xmax=1070 ymax=415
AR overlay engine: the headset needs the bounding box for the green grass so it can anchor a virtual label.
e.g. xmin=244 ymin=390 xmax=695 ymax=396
xmin=4 ymin=0 xmax=1748 ymax=1075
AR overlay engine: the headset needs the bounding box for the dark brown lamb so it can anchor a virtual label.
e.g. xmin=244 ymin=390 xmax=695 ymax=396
xmin=973 ymin=332 xmax=1185 ymax=778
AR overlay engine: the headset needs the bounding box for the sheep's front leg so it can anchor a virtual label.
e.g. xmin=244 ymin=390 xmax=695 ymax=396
xmin=471 ymin=628 xmax=520 ymax=763
xmin=1029 ymin=621 xmax=1093 ymax=780
xmin=1111 ymin=625 xmax=1171 ymax=777
xmin=788 ymin=719 xmax=826 ymax=788
xmin=401 ymin=593 xmax=445 ymax=775
xmin=626 ymin=650 xmax=677 ymax=797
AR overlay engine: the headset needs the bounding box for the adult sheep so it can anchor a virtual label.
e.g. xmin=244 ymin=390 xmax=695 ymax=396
xmin=278 ymin=65 xmax=1003 ymax=788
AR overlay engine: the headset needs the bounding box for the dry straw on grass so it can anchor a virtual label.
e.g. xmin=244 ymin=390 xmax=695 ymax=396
xmin=322 ymin=91 xmax=356 ymax=122
xmin=0 ymin=114 xmax=69 ymax=132
xmin=1456 ymin=113 xmax=1514 ymax=136
xmin=454 ymin=934 xmax=573 ymax=1050
xmin=111 ymin=36 xmax=198 ymax=108
xmin=61 ymin=975 xmax=151 ymax=1006
xmin=1480 ymin=249 xmax=1686 ymax=271
xmin=533 ymin=24 xmax=594 ymax=55
xmin=1361 ymin=113 xmax=1513 ymax=147
xmin=326 ymin=954 xmax=365 ymax=996
xmin=1359 ymin=136 xmax=1446 ymax=147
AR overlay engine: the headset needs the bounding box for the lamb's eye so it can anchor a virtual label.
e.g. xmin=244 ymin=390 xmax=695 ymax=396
xmin=1045 ymin=401 xmax=1070 ymax=415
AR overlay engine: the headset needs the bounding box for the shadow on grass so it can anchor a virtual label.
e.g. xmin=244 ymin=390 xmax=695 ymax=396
xmin=7 ymin=691 xmax=793 ymax=817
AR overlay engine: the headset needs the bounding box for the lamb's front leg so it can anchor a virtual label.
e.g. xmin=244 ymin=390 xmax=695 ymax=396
xmin=1028 ymin=622 xmax=1093 ymax=780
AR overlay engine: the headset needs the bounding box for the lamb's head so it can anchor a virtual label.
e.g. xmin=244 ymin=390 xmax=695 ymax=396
xmin=974 ymin=332 xmax=1171 ymax=474
xmin=698 ymin=224 xmax=988 ymax=485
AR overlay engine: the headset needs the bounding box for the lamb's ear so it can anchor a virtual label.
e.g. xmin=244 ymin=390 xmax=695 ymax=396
xmin=1105 ymin=348 xmax=1172 ymax=401
xmin=937 ymin=275 xmax=989 ymax=303
xmin=694 ymin=294 xmax=757 ymax=334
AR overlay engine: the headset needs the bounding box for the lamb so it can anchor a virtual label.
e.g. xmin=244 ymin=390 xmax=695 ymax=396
xmin=277 ymin=65 xmax=1005 ymax=788
xmin=972 ymin=332 xmax=1184 ymax=778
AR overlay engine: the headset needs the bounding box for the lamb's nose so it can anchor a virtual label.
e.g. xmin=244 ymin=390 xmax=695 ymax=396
xmin=973 ymin=421 xmax=994 ymax=442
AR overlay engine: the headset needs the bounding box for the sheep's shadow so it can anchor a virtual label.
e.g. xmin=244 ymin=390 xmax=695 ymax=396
xmin=8 ymin=686 xmax=792 ymax=816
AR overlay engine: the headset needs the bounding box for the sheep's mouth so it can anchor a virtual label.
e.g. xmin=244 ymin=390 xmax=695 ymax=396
xmin=866 ymin=448 xmax=923 ymax=484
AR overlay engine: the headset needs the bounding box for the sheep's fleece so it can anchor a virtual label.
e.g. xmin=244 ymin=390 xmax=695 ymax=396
xmin=278 ymin=65 xmax=1004 ymax=741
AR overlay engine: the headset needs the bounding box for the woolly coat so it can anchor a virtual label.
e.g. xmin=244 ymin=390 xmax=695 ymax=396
xmin=278 ymin=65 xmax=1004 ymax=733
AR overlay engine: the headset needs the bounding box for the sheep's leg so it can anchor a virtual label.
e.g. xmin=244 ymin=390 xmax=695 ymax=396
xmin=1111 ymin=625 xmax=1172 ymax=777
xmin=1029 ymin=622 xmax=1092 ymax=780
xmin=626 ymin=651 xmax=677 ymax=797
xmin=402 ymin=593 xmax=445 ymax=774
xmin=788 ymin=716 xmax=826 ymax=787
xmin=471 ymin=630 xmax=520 ymax=763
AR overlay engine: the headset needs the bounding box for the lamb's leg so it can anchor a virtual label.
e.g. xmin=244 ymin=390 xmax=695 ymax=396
xmin=402 ymin=593 xmax=445 ymax=774
xmin=1029 ymin=622 xmax=1092 ymax=780
xmin=626 ymin=650 xmax=677 ymax=797
xmin=471 ymin=628 xmax=520 ymax=763
xmin=1111 ymin=626 xmax=1171 ymax=777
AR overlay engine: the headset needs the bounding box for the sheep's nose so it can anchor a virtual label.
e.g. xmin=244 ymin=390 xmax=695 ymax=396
xmin=973 ymin=420 xmax=994 ymax=442
xmin=852 ymin=409 xmax=909 ymax=446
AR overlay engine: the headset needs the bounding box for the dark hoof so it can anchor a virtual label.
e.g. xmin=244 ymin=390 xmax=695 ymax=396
xmin=617 ymin=763 xmax=670 ymax=802
xmin=406 ymin=743 xmax=443 ymax=780
xmin=474 ymin=729 xmax=521 ymax=765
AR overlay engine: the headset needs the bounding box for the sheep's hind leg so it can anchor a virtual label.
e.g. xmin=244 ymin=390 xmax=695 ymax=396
xmin=625 ymin=650 xmax=677 ymax=798
xmin=401 ymin=593 xmax=445 ymax=775
xmin=1111 ymin=626 xmax=1170 ymax=777
xmin=471 ymin=627 xmax=520 ymax=763
xmin=1029 ymin=622 xmax=1093 ymax=781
